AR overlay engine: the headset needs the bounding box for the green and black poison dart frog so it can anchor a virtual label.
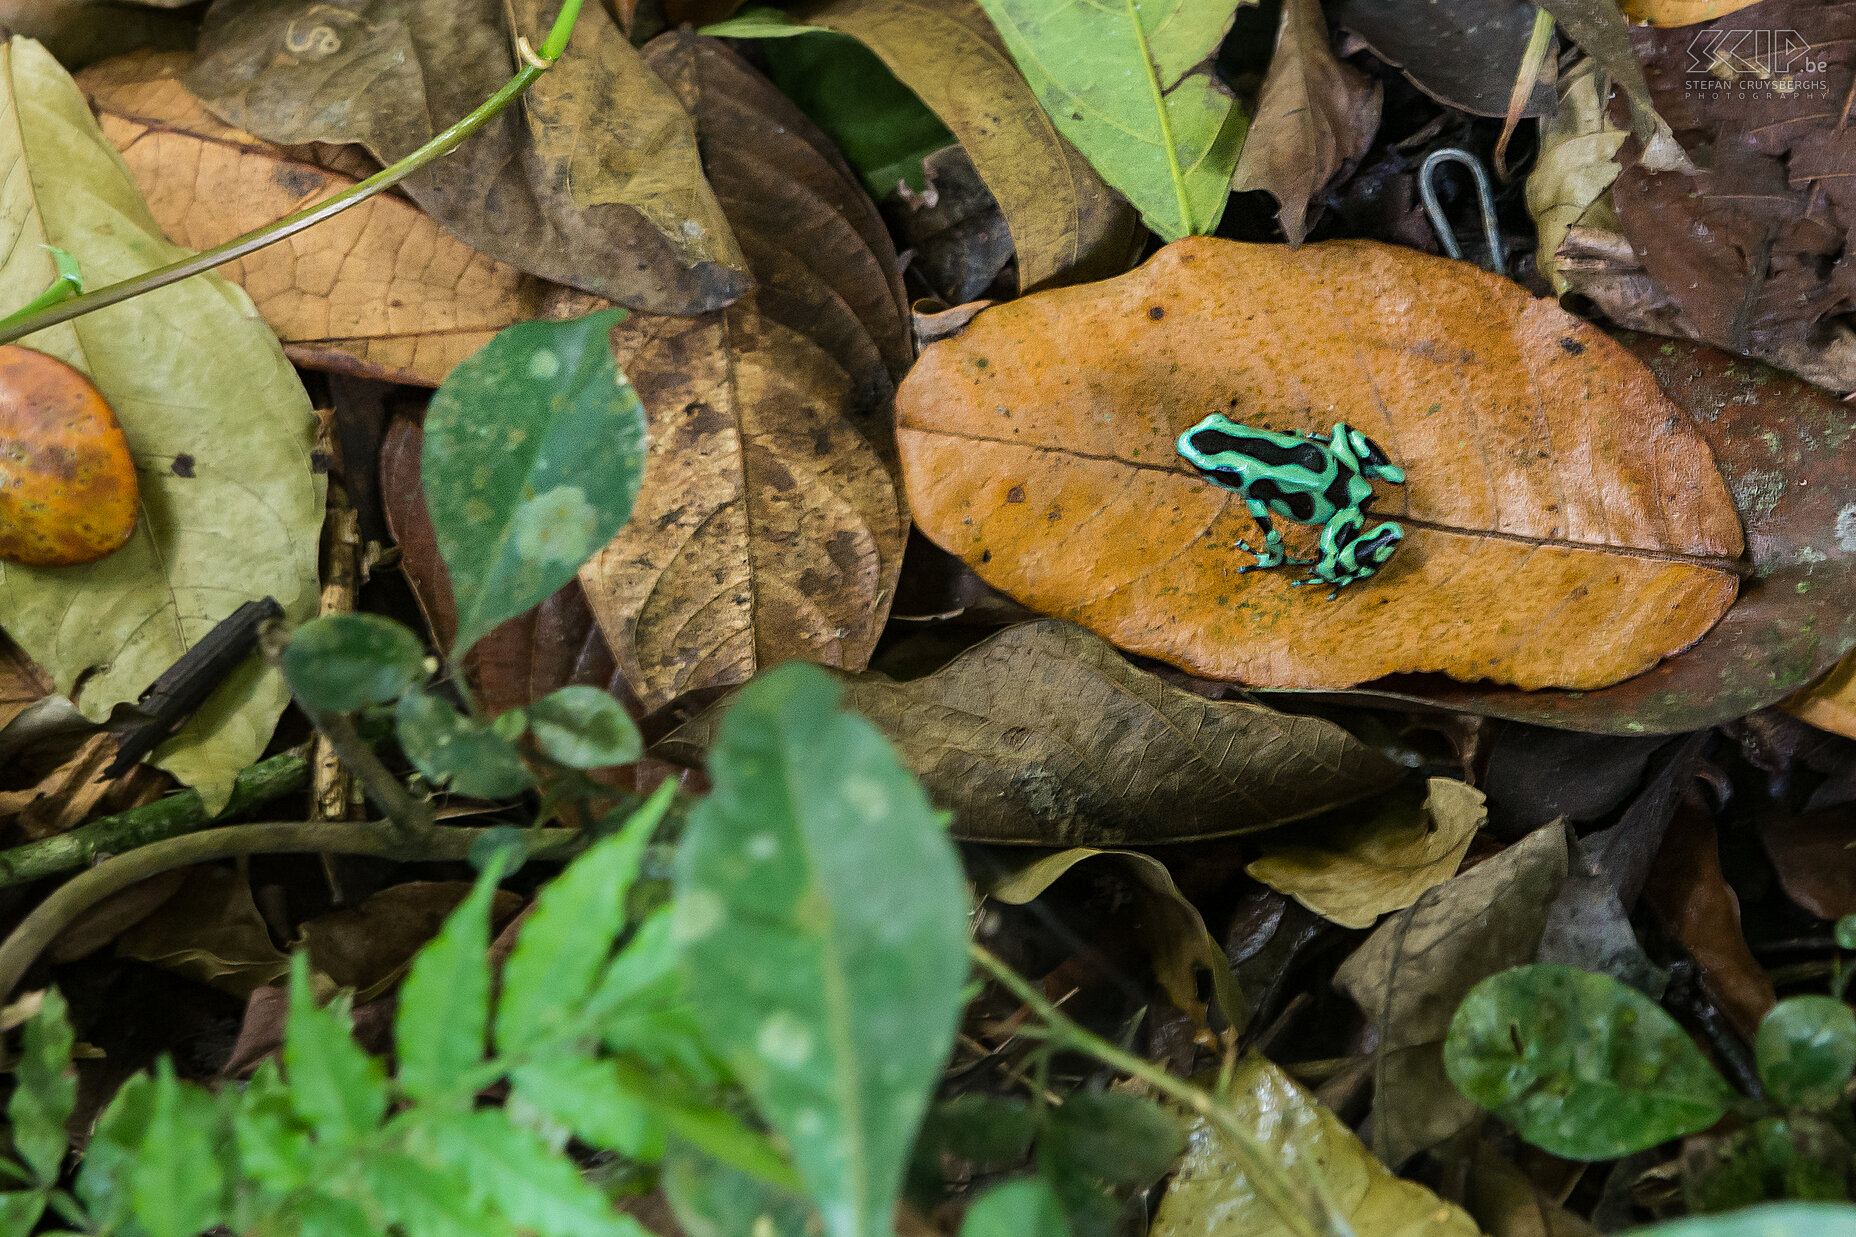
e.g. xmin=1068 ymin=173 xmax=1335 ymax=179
xmin=1175 ymin=413 xmax=1407 ymax=598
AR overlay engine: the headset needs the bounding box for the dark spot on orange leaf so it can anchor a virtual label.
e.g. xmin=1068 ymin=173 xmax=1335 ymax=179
xmin=1149 ymin=306 xmax=1165 ymax=320
xmin=1559 ymin=337 xmax=1585 ymax=355
xmin=1005 ymin=485 xmax=1026 ymax=503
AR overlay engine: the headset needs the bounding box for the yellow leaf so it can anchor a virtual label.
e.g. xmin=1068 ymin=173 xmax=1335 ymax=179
xmin=1247 ymin=780 xmax=1486 ymax=930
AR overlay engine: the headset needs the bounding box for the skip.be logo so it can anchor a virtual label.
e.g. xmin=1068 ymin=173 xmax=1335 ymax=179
xmin=1686 ymin=28 xmax=1829 ymax=96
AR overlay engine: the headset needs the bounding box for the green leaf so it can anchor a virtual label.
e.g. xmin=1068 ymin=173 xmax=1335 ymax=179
xmin=296 ymin=1192 xmax=376 ymax=1237
xmin=131 ymin=1060 xmax=226 ymax=1237
xmin=510 ymin=1057 xmax=661 ymax=1160
xmin=1043 ymin=1092 xmax=1183 ymax=1191
xmin=9 ymin=989 xmax=74 ymax=1186
xmin=672 ymin=662 xmax=970 ymax=1237
xmin=396 ymin=853 xmax=511 ymax=1103
xmin=72 ymin=1072 xmax=153 ymax=1231
xmin=1444 ymin=964 xmax=1736 ymax=1160
xmin=916 ymin=1096 xmax=1037 ymax=1172
xmin=527 ymin=686 xmax=642 ymax=770
xmin=662 ymin=1143 xmax=814 ymax=1237
xmin=1756 ymin=996 xmax=1856 ymax=1111
xmin=283 ymin=614 xmax=428 ymax=712
xmin=1837 ymin=916 xmax=1856 ymax=951
xmin=496 ymin=782 xmax=673 ymax=1052
xmin=1625 ymin=1202 xmax=1856 ymax=1236
xmin=421 ymin=309 xmax=647 ymax=657
xmin=359 ymin=1151 xmax=505 ymax=1237
xmin=747 ymin=27 xmax=953 ymax=195
xmin=230 ymin=1060 xmax=312 ymax=1198
xmin=1682 ymin=1114 xmax=1852 ymax=1213
xmin=284 ymin=954 xmax=388 ymax=1145
xmin=395 ymin=687 xmax=536 ymax=800
xmin=606 ymin=1059 xmax=800 ymax=1189
xmin=423 ymin=1109 xmax=642 ymax=1237
xmin=961 ymin=1178 xmax=1073 ymax=1237
xmin=0 ymin=1191 xmax=46 ymax=1237
xmin=969 ymin=0 xmax=1247 ymax=239
xmin=0 ymin=36 xmax=322 ymax=811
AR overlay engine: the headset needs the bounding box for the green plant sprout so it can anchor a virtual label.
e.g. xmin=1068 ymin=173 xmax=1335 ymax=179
xmin=0 ymin=0 xmax=590 ymax=345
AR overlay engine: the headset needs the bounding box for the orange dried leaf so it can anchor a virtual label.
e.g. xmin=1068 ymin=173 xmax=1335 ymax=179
xmin=0 ymin=344 xmax=138 ymax=567
xmin=897 ymin=238 xmax=1745 ymax=691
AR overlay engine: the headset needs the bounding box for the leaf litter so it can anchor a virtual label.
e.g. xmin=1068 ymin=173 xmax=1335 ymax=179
xmin=12 ymin=7 xmax=1856 ymax=1237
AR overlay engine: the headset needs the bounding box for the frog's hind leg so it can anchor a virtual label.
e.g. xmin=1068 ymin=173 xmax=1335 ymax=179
xmin=1235 ymin=500 xmax=1314 ymax=572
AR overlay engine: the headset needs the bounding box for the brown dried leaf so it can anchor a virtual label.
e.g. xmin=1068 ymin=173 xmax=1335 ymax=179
xmin=1645 ymin=806 xmax=1775 ymax=1040
xmin=299 ymin=880 xmax=524 ymax=1000
xmin=1334 ymin=822 xmax=1571 ymax=1168
xmin=187 ymin=0 xmax=750 ymax=314
xmin=654 ymin=620 xmax=1402 ymax=843
xmin=1760 ymin=809 xmax=1856 ymax=919
xmin=0 ymin=634 xmax=51 ymax=733
xmin=81 ymin=51 xmax=548 ymax=387
xmin=1331 ymin=0 xmax=1557 ymax=118
xmin=379 ymin=416 xmax=631 ymax=717
xmin=114 ymin=865 xmax=291 ymax=1000
xmin=643 ymin=32 xmax=911 ymax=407
xmin=1606 ymin=0 xmax=1856 ymax=385
xmin=899 ymin=237 xmax=1744 ymax=693
xmin=1231 ymin=0 xmax=1380 ymax=247
xmin=581 ymin=302 xmax=906 ymax=711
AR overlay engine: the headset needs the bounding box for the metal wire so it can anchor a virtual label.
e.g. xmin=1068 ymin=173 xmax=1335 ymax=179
xmin=1418 ymin=148 xmax=1508 ymax=276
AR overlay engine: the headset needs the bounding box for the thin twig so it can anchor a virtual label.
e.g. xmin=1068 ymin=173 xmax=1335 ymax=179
xmin=968 ymin=943 xmax=1352 ymax=1237
xmin=0 ymin=752 xmax=309 ymax=889
xmin=0 ymin=821 xmax=585 ymax=1002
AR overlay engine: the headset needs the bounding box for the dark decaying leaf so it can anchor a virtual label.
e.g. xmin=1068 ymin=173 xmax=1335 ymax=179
xmin=643 ymin=31 xmax=912 ymax=407
xmin=1760 ymin=809 xmax=1856 ymax=919
xmin=656 ymin=620 xmax=1402 ymax=844
xmin=888 ymin=145 xmax=1017 ymax=305
xmin=1310 ymin=336 xmax=1856 ymax=733
xmin=186 ymin=0 xmax=749 ymax=314
xmin=1329 ymin=0 xmax=1557 ymax=118
xmin=299 ymin=881 xmax=525 ymax=1000
xmin=1603 ymin=0 xmax=1856 ymax=389
xmin=1230 ymin=0 xmax=1380 ymax=248
xmin=379 ymin=418 xmax=632 ymax=719
xmin=1645 ymin=807 xmax=1776 ymax=1042
xmin=1482 ymin=724 xmax=1669 ymax=838
xmin=1333 ymin=822 xmax=1570 ymax=1168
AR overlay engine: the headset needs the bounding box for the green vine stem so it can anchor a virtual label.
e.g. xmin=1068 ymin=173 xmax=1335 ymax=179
xmin=0 ymin=751 xmax=309 ymax=889
xmin=0 ymin=0 xmax=589 ymax=345
xmin=968 ymin=943 xmax=1353 ymax=1237
xmin=0 ymin=821 xmax=585 ymax=1003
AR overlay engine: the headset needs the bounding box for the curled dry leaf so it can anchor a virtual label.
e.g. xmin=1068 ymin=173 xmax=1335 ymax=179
xmin=579 ymin=37 xmax=910 ymax=712
xmin=1152 ymin=1054 xmax=1482 ymax=1237
xmin=0 ymin=344 xmax=138 ymax=566
xmin=1759 ymin=809 xmax=1856 ymax=919
xmin=1333 ymin=822 xmax=1570 ymax=1168
xmin=1230 ymin=0 xmax=1380 ymax=248
xmin=985 ymin=847 xmax=1247 ymax=1030
xmin=379 ymin=417 xmax=631 ymax=719
xmin=719 ymin=0 xmax=1141 ymax=291
xmin=899 ymin=237 xmax=1744 ymax=693
xmin=188 ymin=0 xmax=749 ymax=314
xmin=300 ymin=880 xmax=524 ymax=1001
xmin=81 ymin=51 xmax=549 ymax=387
xmin=1644 ymin=808 xmax=1775 ymax=1040
xmin=1331 ymin=0 xmax=1557 ymax=118
xmin=1527 ymin=57 xmax=1625 ymax=295
xmin=1246 ymin=778 xmax=1486 ymax=930
xmin=655 ymin=620 xmax=1402 ymax=843
xmin=1358 ymin=337 xmax=1856 ymax=733
xmin=113 ymin=865 xmax=289 ymax=1000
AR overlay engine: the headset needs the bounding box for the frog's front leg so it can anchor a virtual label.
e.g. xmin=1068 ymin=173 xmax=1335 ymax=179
xmin=1234 ymin=500 xmax=1313 ymax=572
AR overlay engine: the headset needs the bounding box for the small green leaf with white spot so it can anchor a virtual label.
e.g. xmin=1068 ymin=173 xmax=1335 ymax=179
xmin=282 ymin=614 xmax=428 ymax=712
xmin=421 ymin=309 xmax=647 ymax=657
xmin=527 ymin=686 xmax=642 ymax=769
xmin=395 ymin=687 xmax=535 ymax=800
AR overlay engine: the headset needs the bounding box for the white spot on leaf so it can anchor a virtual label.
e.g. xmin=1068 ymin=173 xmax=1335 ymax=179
xmin=527 ymin=350 xmax=561 ymax=380
xmin=1837 ymin=503 xmax=1856 ymax=552
xmin=756 ymin=1011 xmax=813 ymax=1068
xmin=512 ymin=485 xmax=597 ymax=565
